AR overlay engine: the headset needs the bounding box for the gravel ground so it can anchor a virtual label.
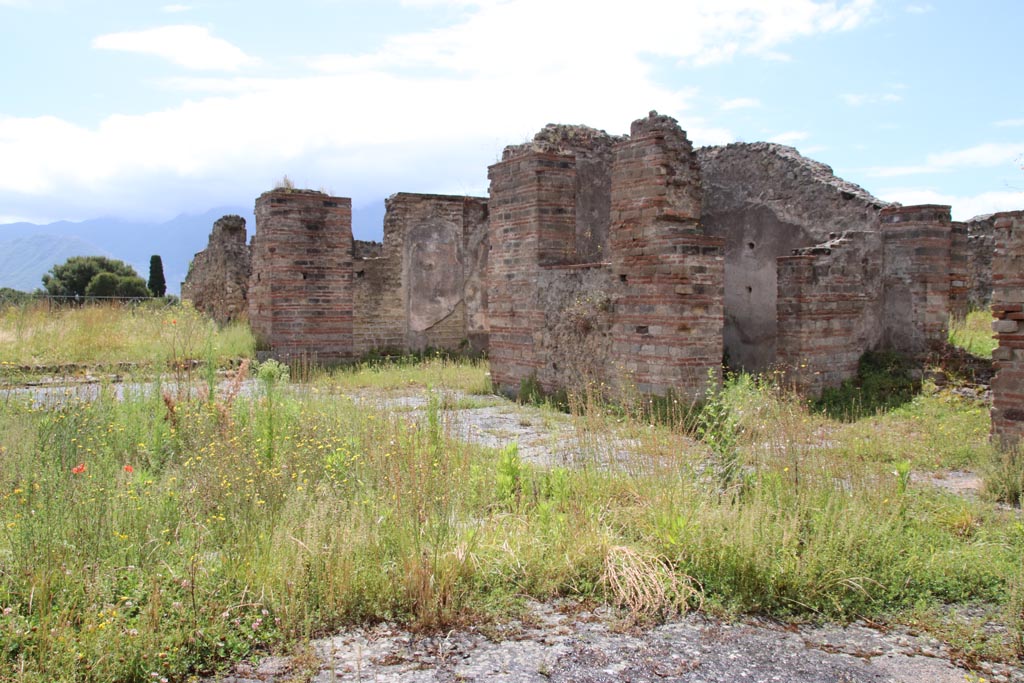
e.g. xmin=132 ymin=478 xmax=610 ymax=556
xmin=215 ymin=601 xmax=1022 ymax=683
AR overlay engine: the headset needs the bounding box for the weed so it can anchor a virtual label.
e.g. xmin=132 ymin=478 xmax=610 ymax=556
xmin=815 ymin=350 xmax=920 ymax=420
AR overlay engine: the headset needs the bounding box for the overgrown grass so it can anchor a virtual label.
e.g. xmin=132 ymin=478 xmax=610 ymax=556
xmin=3 ymin=357 xmax=1022 ymax=681
xmin=949 ymin=310 xmax=997 ymax=359
xmin=0 ymin=300 xmax=254 ymax=374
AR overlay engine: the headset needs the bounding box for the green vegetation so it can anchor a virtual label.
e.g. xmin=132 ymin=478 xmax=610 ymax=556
xmin=0 ymin=307 xmax=1021 ymax=681
xmin=42 ymin=255 xmax=147 ymax=298
xmin=0 ymin=301 xmax=254 ymax=374
xmin=148 ymin=255 xmax=167 ymax=298
xmin=815 ymin=351 xmax=920 ymax=420
xmin=949 ymin=309 xmax=998 ymax=358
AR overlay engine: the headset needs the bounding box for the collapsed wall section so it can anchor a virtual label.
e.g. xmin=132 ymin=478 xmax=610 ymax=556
xmin=991 ymin=210 xmax=1024 ymax=448
xmin=699 ymin=143 xmax=888 ymax=372
xmin=776 ymin=233 xmax=883 ymax=395
xmin=181 ymin=214 xmax=251 ymax=325
xmin=248 ymin=189 xmax=354 ymax=361
xmin=880 ymin=204 xmax=953 ymax=354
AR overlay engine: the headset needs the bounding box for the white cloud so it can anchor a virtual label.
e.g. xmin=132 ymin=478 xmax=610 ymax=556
xmin=867 ymin=142 xmax=1024 ymax=177
xmin=310 ymin=0 xmax=876 ymax=74
xmin=161 ymin=4 xmax=192 ymax=12
xmin=768 ymin=131 xmax=809 ymax=145
xmin=877 ymin=188 xmax=1022 ymax=221
xmin=720 ymin=97 xmax=761 ymax=111
xmin=995 ymin=118 xmax=1024 ymax=128
xmin=92 ymin=25 xmax=259 ymax=71
xmin=2 ymin=0 xmax=879 ymax=220
xmin=905 ymin=4 xmax=933 ymax=13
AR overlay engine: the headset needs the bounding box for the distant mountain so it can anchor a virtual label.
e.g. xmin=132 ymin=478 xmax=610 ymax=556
xmin=0 ymin=207 xmax=250 ymax=295
xmin=0 ymin=198 xmax=390 ymax=296
xmin=0 ymin=234 xmax=112 ymax=292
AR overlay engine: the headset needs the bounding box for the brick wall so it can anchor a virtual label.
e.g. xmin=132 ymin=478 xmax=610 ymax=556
xmin=776 ymin=233 xmax=883 ymax=395
xmin=949 ymin=220 xmax=969 ymax=318
xmin=967 ymin=215 xmax=996 ymax=309
xmin=609 ymin=112 xmax=723 ymax=398
xmin=248 ymin=189 xmax=355 ymax=361
xmin=991 ymin=210 xmax=1024 ymax=448
xmin=352 ymin=192 xmax=488 ymax=355
xmin=880 ymin=204 xmax=952 ymax=355
xmin=486 ymin=152 xmax=567 ymax=392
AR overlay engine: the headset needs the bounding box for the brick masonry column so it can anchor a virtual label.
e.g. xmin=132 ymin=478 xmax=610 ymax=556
xmin=487 ymin=151 xmax=577 ymax=394
xmin=991 ymin=210 xmax=1024 ymax=448
xmin=609 ymin=112 xmax=724 ymax=399
xmin=248 ymin=189 xmax=354 ymax=361
xmin=880 ymin=204 xmax=952 ymax=354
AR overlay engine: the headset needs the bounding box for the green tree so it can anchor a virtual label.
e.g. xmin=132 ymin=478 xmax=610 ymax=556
xmin=115 ymin=275 xmax=151 ymax=298
xmin=83 ymin=273 xmax=151 ymax=299
xmin=83 ymin=272 xmax=120 ymax=297
xmin=42 ymin=256 xmax=140 ymax=297
xmin=148 ymin=255 xmax=167 ymax=297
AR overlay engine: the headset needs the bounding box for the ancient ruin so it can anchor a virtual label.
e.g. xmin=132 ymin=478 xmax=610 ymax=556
xmin=991 ymin=211 xmax=1024 ymax=448
xmin=181 ymin=110 xmax=1024 ymax=438
xmin=181 ymin=214 xmax=250 ymax=325
xmin=243 ymin=188 xmax=488 ymax=362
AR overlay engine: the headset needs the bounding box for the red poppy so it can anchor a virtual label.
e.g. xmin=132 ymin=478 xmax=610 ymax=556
xmin=123 ymin=464 xmax=134 ymax=474
xmin=71 ymin=463 xmax=86 ymax=475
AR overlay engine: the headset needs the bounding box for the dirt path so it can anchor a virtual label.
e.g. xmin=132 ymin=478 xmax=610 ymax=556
xmin=216 ymin=601 xmax=1021 ymax=682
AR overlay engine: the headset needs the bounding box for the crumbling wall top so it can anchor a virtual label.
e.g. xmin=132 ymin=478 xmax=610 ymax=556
xmin=880 ymin=204 xmax=952 ymax=224
xmin=699 ymin=142 xmax=890 ymax=210
xmin=501 ymin=123 xmax=624 ymax=161
xmin=210 ymin=214 xmax=247 ymax=244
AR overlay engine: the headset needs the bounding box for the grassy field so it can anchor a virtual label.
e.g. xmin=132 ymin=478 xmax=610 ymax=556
xmin=0 ymin=300 xmax=253 ymax=377
xmin=0 ymin=304 xmax=1021 ymax=681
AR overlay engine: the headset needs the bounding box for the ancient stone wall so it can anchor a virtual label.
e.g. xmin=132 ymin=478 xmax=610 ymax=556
xmin=967 ymin=214 xmax=996 ymax=309
xmin=248 ymin=190 xmax=355 ymax=361
xmin=991 ymin=210 xmax=1024 ymax=448
xmin=181 ymin=214 xmax=250 ymax=324
xmin=777 ymin=233 xmax=883 ymax=395
xmin=699 ymin=143 xmax=888 ymax=372
xmin=880 ymin=204 xmax=952 ymax=354
xmin=487 ymin=112 xmax=723 ymax=401
xmin=949 ymin=221 xmax=969 ymax=318
xmin=609 ymin=113 xmax=724 ymax=397
xmin=352 ymin=192 xmax=488 ymax=355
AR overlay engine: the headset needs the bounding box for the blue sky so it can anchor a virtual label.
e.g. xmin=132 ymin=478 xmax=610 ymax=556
xmin=1 ymin=0 xmax=1022 ymax=235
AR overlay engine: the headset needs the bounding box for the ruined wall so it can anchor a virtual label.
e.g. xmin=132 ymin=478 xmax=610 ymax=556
xmin=487 ymin=112 xmax=723 ymax=400
xmin=880 ymin=205 xmax=952 ymax=355
xmin=777 ymin=233 xmax=883 ymax=395
xmin=949 ymin=221 xmax=969 ymax=318
xmin=181 ymin=214 xmax=250 ymax=324
xmin=248 ymin=190 xmax=354 ymax=361
xmin=352 ymin=193 xmax=488 ymax=355
xmin=698 ymin=143 xmax=888 ymax=371
xmin=991 ymin=210 xmax=1024 ymax=448
xmin=967 ymin=214 xmax=996 ymax=309
xmin=609 ymin=113 xmax=724 ymax=397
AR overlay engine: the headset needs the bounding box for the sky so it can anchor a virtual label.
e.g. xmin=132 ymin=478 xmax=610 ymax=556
xmin=1 ymin=0 xmax=1022 ymax=236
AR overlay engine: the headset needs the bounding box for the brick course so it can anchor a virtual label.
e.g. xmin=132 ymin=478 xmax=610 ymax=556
xmin=991 ymin=210 xmax=1024 ymax=448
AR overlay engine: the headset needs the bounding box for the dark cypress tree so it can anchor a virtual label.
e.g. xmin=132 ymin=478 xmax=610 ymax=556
xmin=148 ymin=255 xmax=167 ymax=297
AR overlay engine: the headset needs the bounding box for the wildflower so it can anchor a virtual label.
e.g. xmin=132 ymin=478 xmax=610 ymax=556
xmin=72 ymin=463 xmax=86 ymax=475
xmin=123 ymin=464 xmax=134 ymax=474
